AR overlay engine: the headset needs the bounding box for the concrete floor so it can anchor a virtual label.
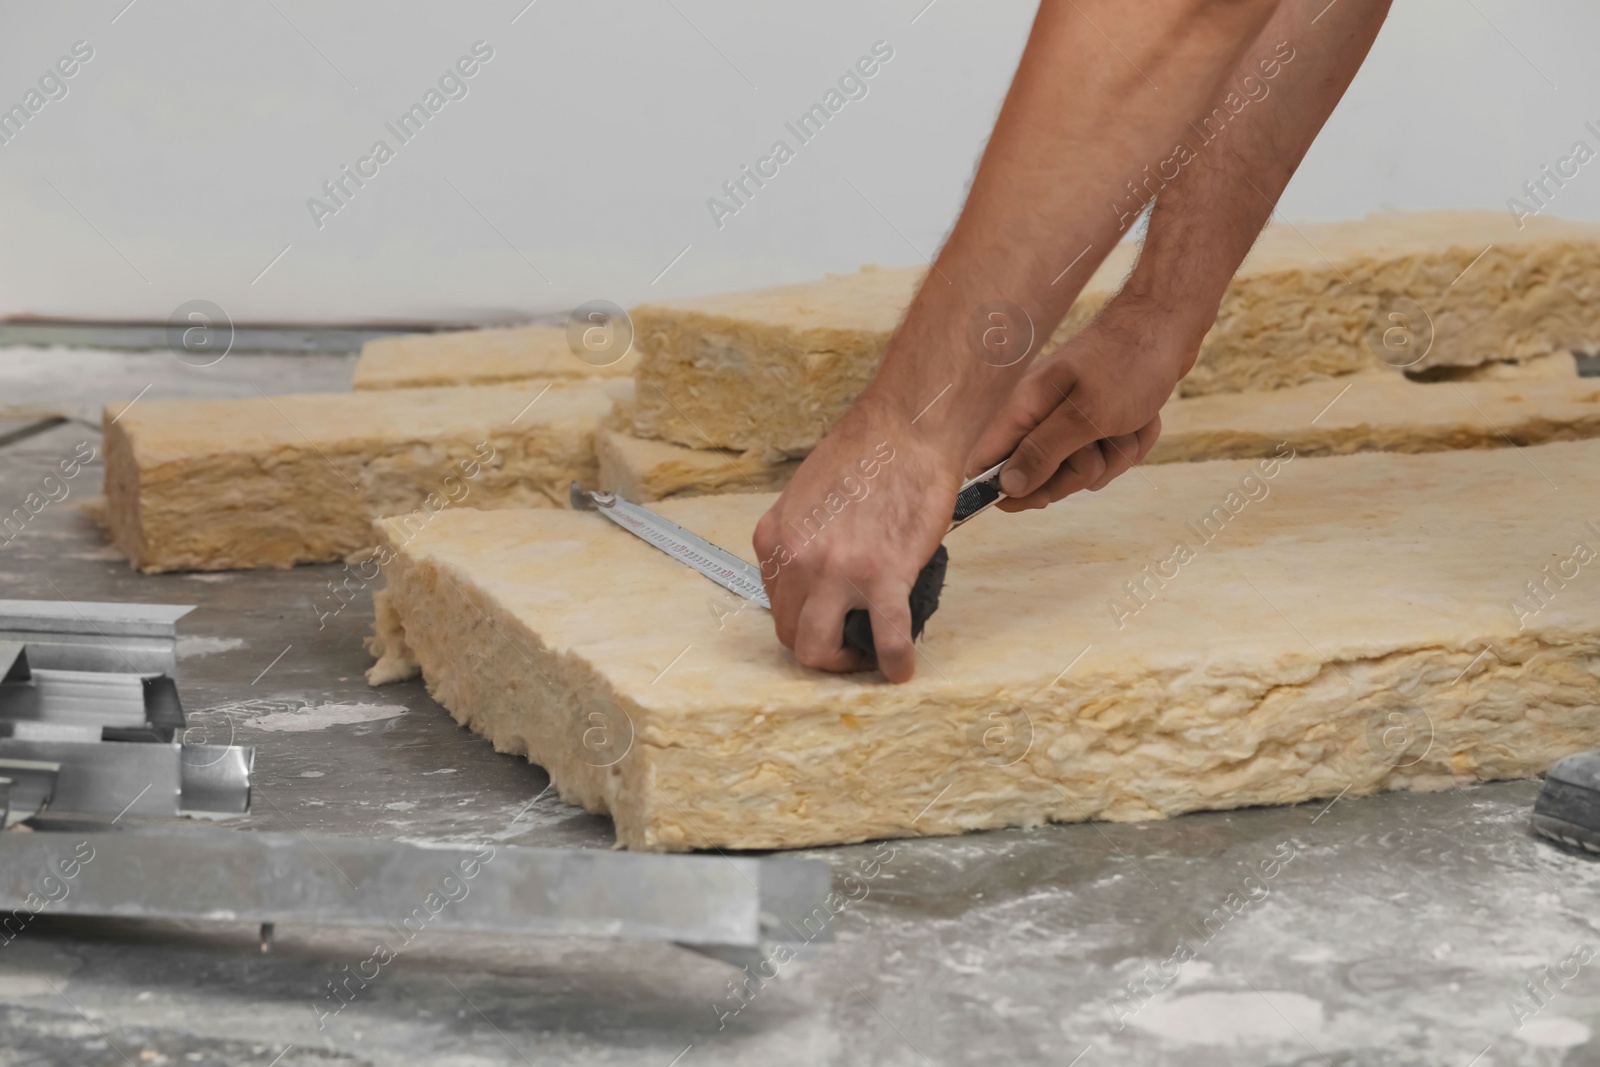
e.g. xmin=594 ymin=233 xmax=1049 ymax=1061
xmin=2 ymin=347 xmax=1599 ymax=1067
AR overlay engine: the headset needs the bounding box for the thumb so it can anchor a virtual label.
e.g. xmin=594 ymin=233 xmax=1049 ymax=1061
xmin=968 ymin=362 xmax=1067 ymax=475
xmin=998 ymin=388 xmax=1102 ymax=498
xmin=970 ymin=408 xmax=1030 ymax=475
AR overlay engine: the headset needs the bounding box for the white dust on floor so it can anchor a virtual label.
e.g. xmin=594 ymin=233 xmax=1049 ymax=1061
xmin=241 ymin=702 xmax=406 ymax=732
xmin=176 ymin=635 xmax=246 ymax=658
xmin=1516 ymin=1017 xmax=1592 ymax=1048
xmin=61 ymin=546 xmax=125 ymax=561
xmin=1130 ymin=990 xmax=1324 ymax=1046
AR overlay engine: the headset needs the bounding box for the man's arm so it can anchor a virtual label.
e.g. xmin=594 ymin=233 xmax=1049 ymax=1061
xmin=977 ymin=0 xmax=1394 ymax=510
xmin=754 ymin=0 xmax=1286 ymax=681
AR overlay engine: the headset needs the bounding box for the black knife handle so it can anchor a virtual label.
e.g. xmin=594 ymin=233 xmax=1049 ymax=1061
xmin=842 ymin=544 xmax=950 ymax=658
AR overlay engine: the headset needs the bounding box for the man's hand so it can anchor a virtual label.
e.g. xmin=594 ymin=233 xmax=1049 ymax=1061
xmin=751 ymin=0 xmax=1390 ymax=683
xmin=970 ymin=295 xmax=1193 ymax=511
xmin=752 ymin=397 xmax=961 ymax=683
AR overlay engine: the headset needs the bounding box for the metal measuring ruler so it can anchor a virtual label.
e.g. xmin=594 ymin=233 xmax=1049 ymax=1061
xmin=569 ymin=459 xmax=1007 ymax=610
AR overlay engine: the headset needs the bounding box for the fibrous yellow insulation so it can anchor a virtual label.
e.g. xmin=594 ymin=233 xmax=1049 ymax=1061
xmin=104 ymin=381 xmax=619 ymax=572
xmin=369 ymin=440 xmax=1600 ymax=851
xmin=352 ymin=325 xmax=636 ymax=390
xmin=630 ymin=212 xmax=1600 ymax=455
xmin=598 ymin=373 xmax=1600 ymax=500
xmin=597 ymin=429 xmax=800 ymax=501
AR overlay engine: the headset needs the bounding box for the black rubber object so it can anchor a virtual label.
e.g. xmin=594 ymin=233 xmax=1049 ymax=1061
xmin=1532 ymin=750 xmax=1600 ymax=855
xmin=842 ymin=544 xmax=950 ymax=659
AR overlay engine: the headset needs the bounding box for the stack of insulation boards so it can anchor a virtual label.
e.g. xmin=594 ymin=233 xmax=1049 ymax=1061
xmin=366 ymin=438 xmax=1600 ymax=851
xmin=101 ymin=321 xmax=644 ymax=573
xmin=347 ymin=211 xmax=1600 ymax=502
xmin=101 ymin=212 xmax=1600 ymax=572
xmin=623 ymin=211 xmax=1600 ymax=459
xmin=103 ymin=379 xmax=628 ymax=572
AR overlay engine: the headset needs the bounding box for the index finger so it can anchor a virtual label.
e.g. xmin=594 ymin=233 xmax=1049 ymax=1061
xmin=847 ymin=577 xmax=917 ymax=683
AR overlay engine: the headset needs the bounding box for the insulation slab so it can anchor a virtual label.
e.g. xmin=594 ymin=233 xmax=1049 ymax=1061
xmin=598 ymin=374 xmax=1600 ymax=501
xmin=631 ymin=212 xmax=1600 ymax=455
xmin=104 ymin=381 xmax=619 ymax=572
xmin=369 ymin=441 xmax=1600 ymax=851
xmin=352 ymin=325 xmax=636 ymax=391
xmin=1150 ymin=373 xmax=1600 ymax=462
xmin=597 ymin=428 xmax=799 ymax=502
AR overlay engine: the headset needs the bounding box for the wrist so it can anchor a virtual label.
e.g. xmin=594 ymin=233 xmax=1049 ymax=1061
xmin=856 ymin=365 xmax=998 ymax=471
xmin=1100 ymin=286 xmax=1209 ymax=379
xmin=865 ymin=318 xmax=1031 ymax=462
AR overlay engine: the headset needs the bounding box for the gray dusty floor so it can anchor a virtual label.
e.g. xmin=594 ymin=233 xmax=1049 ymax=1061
xmin=1 ymin=347 xmax=1598 ymax=1067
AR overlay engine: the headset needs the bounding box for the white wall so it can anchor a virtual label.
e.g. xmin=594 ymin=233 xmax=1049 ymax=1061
xmin=0 ymin=0 xmax=1594 ymax=326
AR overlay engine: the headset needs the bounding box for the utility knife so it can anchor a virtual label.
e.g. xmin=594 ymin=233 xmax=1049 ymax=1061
xmin=571 ymin=459 xmax=1007 ymax=658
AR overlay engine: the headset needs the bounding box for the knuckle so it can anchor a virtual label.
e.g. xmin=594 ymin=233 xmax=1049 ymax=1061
xmin=1139 ymin=418 xmax=1163 ymax=458
xmin=1048 ymin=466 xmax=1091 ymax=498
xmin=877 ymin=633 xmax=913 ymax=660
xmin=1012 ymin=435 xmax=1050 ymax=474
xmin=1048 ymin=408 xmax=1095 ymax=453
xmin=753 ymin=514 xmax=781 ymax=553
xmin=792 ymin=640 xmax=829 ymax=668
xmin=785 ymin=539 xmax=824 ymax=571
xmin=1024 ymin=377 xmax=1062 ymax=416
xmin=1060 ymin=389 xmax=1097 ymax=424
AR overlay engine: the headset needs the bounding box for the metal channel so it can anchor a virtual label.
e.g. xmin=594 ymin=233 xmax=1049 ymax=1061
xmin=0 ymin=740 xmax=253 ymax=821
xmin=0 ymin=828 xmax=832 ymax=949
xmin=0 ymin=600 xmax=194 ymax=676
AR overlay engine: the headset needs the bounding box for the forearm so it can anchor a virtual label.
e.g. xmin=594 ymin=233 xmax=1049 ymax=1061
xmin=862 ymin=0 xmax=1282 ymax=453
xmin=1123 ymin=0 xmax=1394 ymax=361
